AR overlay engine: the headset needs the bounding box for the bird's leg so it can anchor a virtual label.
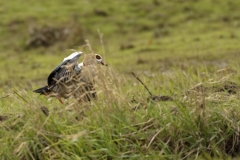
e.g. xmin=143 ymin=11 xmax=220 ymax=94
xmin=57 ymin=96 xmax=64 ymax=104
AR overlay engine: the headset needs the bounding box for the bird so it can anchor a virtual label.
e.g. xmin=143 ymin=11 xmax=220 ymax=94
xmin=34 ymin=52 xmax=107 ymax=103
xmin=75 ymin=53 xmax=107 ymax=102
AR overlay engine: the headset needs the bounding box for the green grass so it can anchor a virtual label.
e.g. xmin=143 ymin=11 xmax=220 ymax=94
xmin=2 ymin=68 xmax=240 ymax=159
xmin=1 ymin=0 xmax=240 ymax=159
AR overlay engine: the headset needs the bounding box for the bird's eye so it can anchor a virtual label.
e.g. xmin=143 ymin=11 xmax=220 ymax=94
xmin=95 ymin=54 xmax=102 ymax=60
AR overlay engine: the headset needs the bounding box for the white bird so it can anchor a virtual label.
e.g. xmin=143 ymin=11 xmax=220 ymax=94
xmin=34 ymin=52 xmax=107 ymax=103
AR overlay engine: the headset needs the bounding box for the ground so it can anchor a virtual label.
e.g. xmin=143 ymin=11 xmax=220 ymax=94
xmin=1 ymin=0 xmax=240 ymax=159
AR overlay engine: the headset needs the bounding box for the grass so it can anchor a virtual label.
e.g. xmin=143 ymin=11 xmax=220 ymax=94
xmin=2 ymin=68 xmax=240 ymax=159
xmin=1 ymin=0 xmax=240 ymax=159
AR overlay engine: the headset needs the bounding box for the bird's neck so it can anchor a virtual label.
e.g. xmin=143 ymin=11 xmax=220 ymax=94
xmin=74 ymin=63 xmax=81 ymax=74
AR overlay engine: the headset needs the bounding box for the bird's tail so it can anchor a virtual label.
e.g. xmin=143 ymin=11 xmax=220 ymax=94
xmin=33 ymin=86 xmax=52 ymax=95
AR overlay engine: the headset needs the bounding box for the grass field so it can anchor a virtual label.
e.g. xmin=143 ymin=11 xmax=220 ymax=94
xmin=1 ymin=0 xmax=240 ymax=159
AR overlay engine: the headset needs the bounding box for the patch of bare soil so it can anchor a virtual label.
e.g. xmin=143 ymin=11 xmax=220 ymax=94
xmin=0 ymin=115 xmax=8 ymax=121
xmin=184 ymin=70 xmax=240 ymax=106
xmin=25 ymin=23 xmax=85 ymax=49
xmin=40 ymin=106 xmax=49 ymax=116
xmin=186 ymin=80 xmax=240 ymax=95
xmin=149 ymin=95 xmax=174 ymax=101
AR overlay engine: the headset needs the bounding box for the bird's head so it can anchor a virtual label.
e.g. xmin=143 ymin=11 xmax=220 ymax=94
xmin=95 ymin=54 xmax=108 ymax=66
xmin=83 ymin=54 xmax=108 ymax=66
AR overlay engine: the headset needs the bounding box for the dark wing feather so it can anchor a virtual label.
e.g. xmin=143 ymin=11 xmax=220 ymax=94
xmin=57 ymin=67 xmax=72 ymax=82
xmin=33 ymin=85 xmax=52 ymax=95
xmin=47 ymin=60 xmax=69 ymax=85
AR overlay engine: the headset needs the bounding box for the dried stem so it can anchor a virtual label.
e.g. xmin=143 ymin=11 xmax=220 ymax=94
xmin=97 ymin=29 xmax=106 ymax=58
xmin=13 ymin=90 xmax=28 ymax=103
xmin=131 ymin=72 xmax=153 ymax=97
xmin=84 ymin=39 xmax=93 ymax=54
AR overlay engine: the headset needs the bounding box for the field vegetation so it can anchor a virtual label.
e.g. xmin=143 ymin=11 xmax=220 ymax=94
xmin=1 ymin=0 xmax=240 ymax=159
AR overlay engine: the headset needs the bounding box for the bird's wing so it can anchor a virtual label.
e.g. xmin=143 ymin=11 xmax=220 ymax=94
xmin=47 ymin=60 xmax=71 ymax=85
xmin=48 ymin=53 xmax=82 ymax=86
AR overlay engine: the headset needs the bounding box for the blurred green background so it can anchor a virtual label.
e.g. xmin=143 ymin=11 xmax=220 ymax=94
xmin=1 ymin=0 xmax=240 ymax=86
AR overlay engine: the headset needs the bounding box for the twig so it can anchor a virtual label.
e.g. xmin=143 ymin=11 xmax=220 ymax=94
xmin=85 ymin=39 xmax=93 ymax=54
xmin=131 ymin=72 xmax=153 ymax=96
xmin=97 ymin=29 xmax=106 ymax=58
xmin=0 ymin=94 xmax=11 ymax=99
xmin=13 ymin=90 xmax=28 ymax=103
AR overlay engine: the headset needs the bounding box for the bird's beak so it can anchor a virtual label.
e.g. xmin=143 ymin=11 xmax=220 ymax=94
xmin=101 ymin=60 xmax=108 ymax=66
